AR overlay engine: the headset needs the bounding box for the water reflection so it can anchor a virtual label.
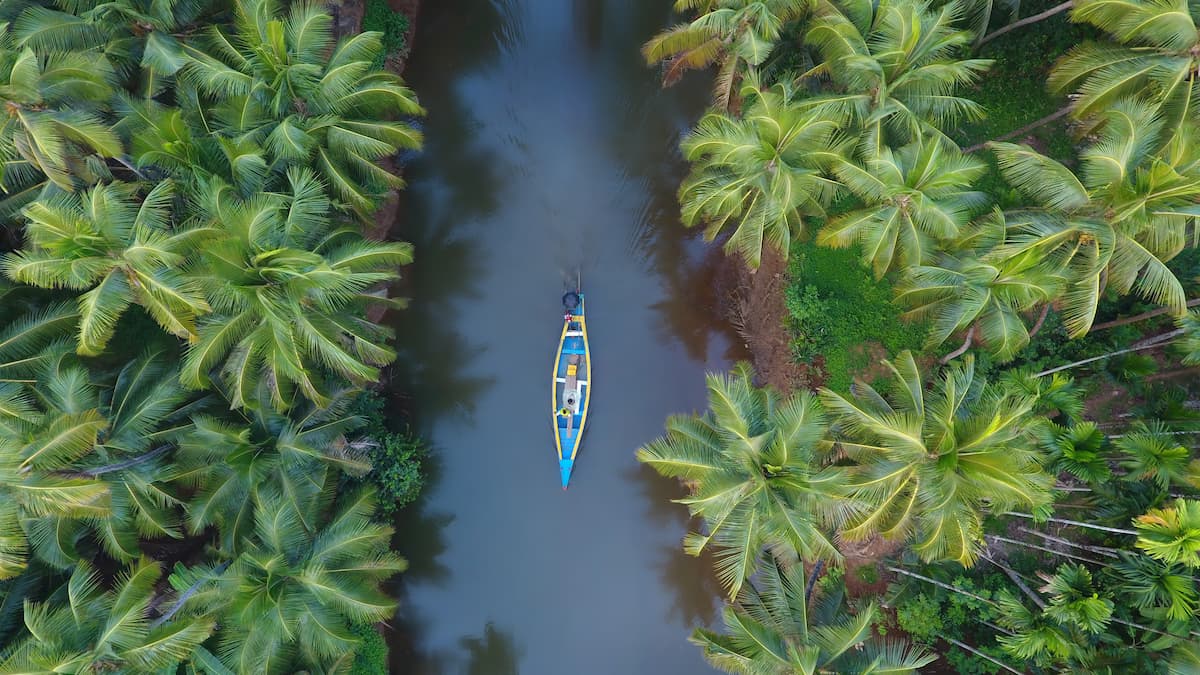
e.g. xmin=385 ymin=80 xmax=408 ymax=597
xmin=627 ymin=462 xmax=723 ymax=627
xmin=462 ymin=622 xmax=523 ymax=675
xmin=389 ymin=205 xmax=495 ymax=420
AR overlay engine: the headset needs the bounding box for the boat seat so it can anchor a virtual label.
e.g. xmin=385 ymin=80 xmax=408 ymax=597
xmin=556 ymin=378 xmax=588 ymax=385
xmin=565 ymin=331 xmax=583 ymax=336
xmin=562 ymin=348 xmax=585 ymax=355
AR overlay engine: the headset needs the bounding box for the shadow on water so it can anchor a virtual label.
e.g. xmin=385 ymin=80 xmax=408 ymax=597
xmin=576 ymin=0 xmax=742 ymax=366
xmin=461 ymin=622 xmax=523 ymax=675
xmin=626 ymin=462 xmax=723 ymax=627
xmin=385 ymin=445 xmax=453 ymax=674
xmin=385 ymin=0 xmax=514 ymax=419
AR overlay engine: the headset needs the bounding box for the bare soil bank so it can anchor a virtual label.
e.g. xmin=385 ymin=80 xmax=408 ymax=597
xmin=714 ymin=248 xmax=812 ymax=394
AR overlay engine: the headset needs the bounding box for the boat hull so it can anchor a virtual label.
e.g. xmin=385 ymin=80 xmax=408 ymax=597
xmin=552 ymin=294 xmax=589 ymax=488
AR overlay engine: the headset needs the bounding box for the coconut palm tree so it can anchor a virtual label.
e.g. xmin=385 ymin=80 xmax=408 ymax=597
xmin=818 ymin=134 xmax=988 ymax=278
xmin=989 ymin=98 xmax=1200 ymax=336
xmin=179 ymin=0 xmax=423 ymax=218
xmin=641 ymin=0 xmax=813 ymax=109
xmin=994 ymin=565 xmax=1113 ymax=668
xmin=0 ymin=358 xmax=111 ymax=578
xmin=1115 ymin=421 xmax=1199 ymax=491
xmin=1135 ymin=499 xmax=1200 ymax=568
xmin=0 ymin=37 xmax=122 ymax=217
xmin=678 ymin=80 xmax=844 ymax=269
xmin=174 ymin=488 xmax=404 ymax=674
xmin=0 ymin=558 xmax=213 ymax=673
xmin=9 ymin=0 xmax=208 ymax=97
xmin=1108 ymin=551 xmax=1198 ymax=622
xmin=801 ymin=0 xmax=992 ymax=149
xmin=691 ymin=553 xmax=935 ymax=673
xmin=179 ymin=171 xmax=411 ymax=409
xmin=636 ymin=362 xmax=851 ymax=598
xmin=820 ymin=351 xmax=1054 ymax=565
xmin=2 ymin=180 xmax=212 ymax=355
xmin=46 ymin=353 xmax=200 ymax=564
xmin=1049 ymin=0 xmax=1200 ymax=127
xmin=0 ymin=296 xmax=80 ymax=383
xmin=895 ymin=210 xmax=1064 ymax=360
xmin=174 ymin=382 xmax=371 ymax=553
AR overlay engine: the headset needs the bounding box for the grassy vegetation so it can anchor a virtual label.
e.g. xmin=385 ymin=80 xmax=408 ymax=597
xmin=349 ymin=622 xmax=389 ymax=675
xmin=363 ymin=0 xmax=411 ymax=66
xmin=784 ymin=240 xmax=927 ymax=391
xmin=956 ymin=1 xmax=1098 ymax=204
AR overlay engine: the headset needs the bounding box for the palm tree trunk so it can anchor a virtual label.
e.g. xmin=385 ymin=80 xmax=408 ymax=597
xmin=804 ymin=559 xmax=825 ymax=603
xmin=964 ymin=106 xmax=1074 ymax=153
xmin=886 ymin=566 xmax=995 ymax=604
xmin=940 ymin=324 xmax=976 ymax=364
xmin=983 ymin=554 xmax=1046 ymax=609
xmin=1090 ymin=298 xmax=1200 ymax=331
xmin=986 ymin=534 xmax=1107 ymax=566
xmin=945 ymin=638 xmax=1024 ymax=675
xmin=977 ymin=1 xmax=1074 ymax=47
xmin=1016 ymin=527 xmax=1120 ymax=559
xmin=1027 ymin=304 xmax=1052 ymax=339
xmin=81 ymin=445 xmax=171 ymax=476
xmin=1033 ymin=329 xmax=1184 ymax=377
xmin=1002 ymin=512 xmax=1137 ymax=535
xmin=151 ymin=561 xmax=229 ymax=628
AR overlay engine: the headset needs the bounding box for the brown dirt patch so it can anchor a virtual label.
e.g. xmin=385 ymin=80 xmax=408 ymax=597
xmin=715 ymin=248 xmax=811 ymax=394
xmin=840 ymin=534 xmax=904 ymax=600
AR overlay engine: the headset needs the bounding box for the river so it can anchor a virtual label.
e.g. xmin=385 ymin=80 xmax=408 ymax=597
xmin=387 ymin=1 xmax=741 ymax=672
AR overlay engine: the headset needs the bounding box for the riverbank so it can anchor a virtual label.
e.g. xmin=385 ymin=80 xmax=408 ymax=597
xmin=715 ymin=249 xmax=810 ymax=393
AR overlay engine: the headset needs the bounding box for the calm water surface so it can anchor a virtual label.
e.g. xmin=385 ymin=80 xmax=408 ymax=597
xmin=388 ymin=1 xmax=741 ymax=672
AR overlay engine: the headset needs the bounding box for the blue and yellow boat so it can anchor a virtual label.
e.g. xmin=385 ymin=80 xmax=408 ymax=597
xmin=552 ymin=290 xmax=590 ymax=489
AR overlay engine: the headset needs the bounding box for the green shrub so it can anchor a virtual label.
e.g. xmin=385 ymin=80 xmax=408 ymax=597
xmin=350 ymin=622 xmax=388 ymax=675
xmin=370 ymin=427 xmax=425 ymax=515
xmin=350 ymin=390 xmax=426 ymax=516
xmin=363 ymin=0 xmax=410 ymax=65
xmin=854 ymin=564 xmax=879 ymax=585
xmin=945 ymin=645 xmax=1004 ymax=675
xmin=784 ymin=241 xmax=927 ymax=390
xmin=896 ymin=592 xmax=944 ymax=644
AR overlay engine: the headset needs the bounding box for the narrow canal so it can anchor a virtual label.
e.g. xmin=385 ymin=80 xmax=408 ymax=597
xmin=388 ymin=1 xmax=740 ymax=672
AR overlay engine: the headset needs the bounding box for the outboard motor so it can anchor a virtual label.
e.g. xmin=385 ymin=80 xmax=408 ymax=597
xmin=562 ymin=291 xmax=581 ymax=312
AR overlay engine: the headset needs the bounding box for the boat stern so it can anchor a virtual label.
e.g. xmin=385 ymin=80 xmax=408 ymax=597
xmin=559 ymin=459 xmax=574 ymax=489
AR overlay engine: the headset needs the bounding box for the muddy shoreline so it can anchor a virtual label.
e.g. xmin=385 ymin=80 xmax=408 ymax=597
xmin=713 ymin=247 xmax=810 ymax=394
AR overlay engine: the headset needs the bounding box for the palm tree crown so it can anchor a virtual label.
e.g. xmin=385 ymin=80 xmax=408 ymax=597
xmin=0 ymin=359 xmax=110 ymax=578
xmin=819 ymin=134 xmax=988 ymax=278
xmin=0 ymin=559 xmax=214 ymax=673
xmin=679 ymin=80 xmax=843 ymax=268
xmin=1051 ymin=0 xmax=1200 ymax=125
xmin=642 ymin=0 xmax=813 ymax=109
xmin=637 ymin=362 xmax=850 ymax=598
xmin=896 ymin=210 xmax=1064 ymax=360
xmin=180 ymin=0 xmax=423 ymax=218
xmin=0 ymin=37 xmax=122 ymax=215
xmin=177 ymin=488 xmax=405 ymax=673
xmin=802 ymin=0 xmax=992 ymax=147
xmin=3 ymin=180 xmax=211 ymax=355
xmin=990 ymin=98 xmax=1200 ymax=335
xmin=691 ymin=553 xmax=935 ymax=673
xmin=820 ymin=351 xmax=1053 ymax=565
xmin=179 ymin=171 xmax=411 ymax=409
